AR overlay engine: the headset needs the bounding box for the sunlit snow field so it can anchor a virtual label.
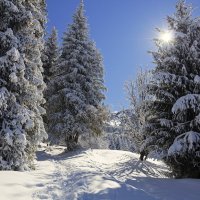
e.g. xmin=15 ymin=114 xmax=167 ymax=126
xmin=0 ymin=145 xmax=200 ymax=200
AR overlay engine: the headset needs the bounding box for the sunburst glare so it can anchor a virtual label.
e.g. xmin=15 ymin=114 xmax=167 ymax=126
xmin=159 ymin=30 xmax=174 ymax=43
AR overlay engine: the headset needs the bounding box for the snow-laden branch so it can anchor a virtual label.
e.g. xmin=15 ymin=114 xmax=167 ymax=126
xmin=172 ymin=94 xmax=200 ymax=114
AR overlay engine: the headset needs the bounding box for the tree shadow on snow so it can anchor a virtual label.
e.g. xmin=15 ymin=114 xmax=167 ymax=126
xmin=109 ymin=158 xmax=170 ymax=180
xmin=60 ymin=171 xmax=156 ymax=200
xmin=36 ymin=148 xmax=86 ymax=162
xmin=63 ymin=170 xmax=200 ymax=200
xmin=34 ymin=150 xmax=200 ymax=200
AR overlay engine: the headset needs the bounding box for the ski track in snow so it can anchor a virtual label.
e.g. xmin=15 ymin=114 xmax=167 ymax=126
xmin=31 ymin=147 xmax=200 ymax=200
xmin=0 ymin=146 xmax=199 ymax=200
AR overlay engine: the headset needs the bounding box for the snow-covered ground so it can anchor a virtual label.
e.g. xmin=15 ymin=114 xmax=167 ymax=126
xmin=0 ymin=146 xmax=200 ymax=200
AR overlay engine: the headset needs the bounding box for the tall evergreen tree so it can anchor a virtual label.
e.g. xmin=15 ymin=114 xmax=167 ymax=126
xmin=47 ymin=0 xmax=106 ymax=150
xmin=142 ymin=0 xmax=200 ymax=177
xmin=42 ymin=27 xmax=59 ymax=84
xmin=0 ymin=0 xmax=47 ymax=170
xmin=20 ymin=0 xmax=47 ymax=166
xmin=42 ymin=27 xmax=59 ymax=135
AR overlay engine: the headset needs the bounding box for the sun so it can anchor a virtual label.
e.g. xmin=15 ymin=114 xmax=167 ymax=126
xmin=159 ymin=31 xmax=174 ymax=43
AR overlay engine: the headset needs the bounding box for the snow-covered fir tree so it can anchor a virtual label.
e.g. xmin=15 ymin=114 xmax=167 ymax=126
xmin=42 ymin=27 xmax=59 ymax=130
xmin=42 ymin=27 xmax=59 ymax=84
xmin=47 ymin=0 xmax=107 ymax=150
xmin=21 ymin=0 xmax=47 ymax=167
xmin=0 ymin=28 xmax=29 ymax=170
xmin=0 ymin=0 xmax=47 ymax=170
xmin=142 ymin=0 xmax=200 ymax=177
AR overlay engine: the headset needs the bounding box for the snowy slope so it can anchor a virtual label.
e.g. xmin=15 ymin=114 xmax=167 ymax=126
xmin=0 ymin=146 xmax=200 ymax=200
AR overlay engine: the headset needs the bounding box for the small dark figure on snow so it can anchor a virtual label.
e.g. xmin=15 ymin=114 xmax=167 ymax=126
xmin=140 ymin=150 xmax=148 ymax=161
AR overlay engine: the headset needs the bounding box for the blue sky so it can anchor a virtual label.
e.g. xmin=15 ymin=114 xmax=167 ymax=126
xmin=46 ymin=0 xmax=200 ymax=111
